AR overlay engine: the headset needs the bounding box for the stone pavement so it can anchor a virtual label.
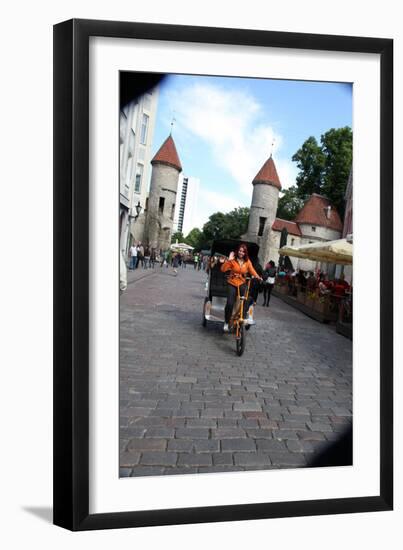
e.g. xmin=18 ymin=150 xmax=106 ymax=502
xmin=120 ymin=266 xmax=352 ymax=477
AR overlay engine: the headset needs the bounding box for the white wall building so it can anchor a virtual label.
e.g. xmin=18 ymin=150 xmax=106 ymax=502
xmin=174 ymin=174 xmax=200 ymax=237
xmin=268 ymin=194 xmax=343 ymax=272
xmin=119 ymin=88 xmax=159 ymax=256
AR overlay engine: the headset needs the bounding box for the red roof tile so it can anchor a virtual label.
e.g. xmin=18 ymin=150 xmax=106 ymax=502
xmin=272 ymin=218 xmax=302 ymax=236
xmin=252 ymin=156 xmax=281 ymax=190
xmin=151 ymin=135 xmax=182 ymax=172
xmin=294 ymin=194 xmax=343 ymax=232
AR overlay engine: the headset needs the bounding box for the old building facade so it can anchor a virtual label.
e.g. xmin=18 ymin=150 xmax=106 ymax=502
xmin=119 ymin=90 xmax=159 ymax=255
xmin=143 ymin=135 xmax=182 ymax=252
xmin=245 ymin=154 xmax=343 ymax=271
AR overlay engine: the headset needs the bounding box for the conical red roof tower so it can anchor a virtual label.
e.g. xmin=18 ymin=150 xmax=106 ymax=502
xmin=252 ymin=155 xmax=282 ymax=190
xmin=151 ymin=135 xmax=182 ymax=172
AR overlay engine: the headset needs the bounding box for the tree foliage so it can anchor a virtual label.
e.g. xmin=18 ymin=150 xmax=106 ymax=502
xmin=185 ymin=207 xmax=250 ymax=251
xmin=171 ymin=231 xmax=184 ymax=244
xmin=276 ymin=186 xmax=304 ymax=221
xmin=292 ymin=136 xmax=325 ymax=196
xmin=288 ymin=126 xmax=352 ymax=217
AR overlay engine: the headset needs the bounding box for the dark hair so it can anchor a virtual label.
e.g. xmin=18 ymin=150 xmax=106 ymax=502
xmin=235 ymin=243 xmax=249 ymax=260
xmin=269 ymin=260 xmax=275 ymax=268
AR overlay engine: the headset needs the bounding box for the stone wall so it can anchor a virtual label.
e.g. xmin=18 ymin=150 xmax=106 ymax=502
xmin=245 ymin=183 xmax=279 ymax=262
xmin=145 ymin=163 xmax=180 ymax=251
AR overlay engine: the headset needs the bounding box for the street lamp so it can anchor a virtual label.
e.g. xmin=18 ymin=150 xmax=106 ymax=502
xmin=126 ymin=201 xmax=143 ymax=259
xmin=129 ymin=201 xmax=142 ymax=223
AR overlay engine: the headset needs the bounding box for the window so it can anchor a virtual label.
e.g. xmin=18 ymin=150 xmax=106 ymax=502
xmin=311 ymin=226 xmax=316 ymax=232
xmin=143 ymin=93 xmax=152 ymax=111
xmin=140 ymin=113 xmax=149 ymax=144
xmin=258 ymin=217 xmax=266 ymax=237
xmin=145 ymin=198 xmax=149 ymax=212
xmin=171 ymin=204 xmax=175 ymax=220
xmin=159 ymin=197 xmax=165 ymax=215
xmin=135 ymin=163 xmax=143 ymax=193
xmin=291 ymin=238 xmax=295 ymax=245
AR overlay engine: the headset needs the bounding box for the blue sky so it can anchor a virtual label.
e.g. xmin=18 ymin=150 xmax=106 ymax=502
xmin=149 ymin=74 xmax=352 ymax=229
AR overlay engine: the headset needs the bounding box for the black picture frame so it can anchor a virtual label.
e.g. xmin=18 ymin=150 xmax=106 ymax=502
xmin=53 ymin=18 xmax=393 ymax=531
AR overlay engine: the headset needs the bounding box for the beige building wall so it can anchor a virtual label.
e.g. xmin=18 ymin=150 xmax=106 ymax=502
xmin=119 ymin=88 xmax=159 ymax=256
xmin=268 ymin=230 xmax=302 ymax=268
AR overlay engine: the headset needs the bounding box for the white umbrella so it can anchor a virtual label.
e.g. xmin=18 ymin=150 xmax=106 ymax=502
xmin=279 ymin=238 xmax=353 ymax=265
xmin=170 ymin=242 xmax=194 ymax=251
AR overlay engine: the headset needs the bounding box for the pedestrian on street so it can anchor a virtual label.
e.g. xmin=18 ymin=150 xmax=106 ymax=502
xmin=143 ymin=245 xmax=150 ymax=269
xmin=193 ymin=253 xmax=199 ymax=270
xmin=129 ymin=242 xmax=138 ymax=270
xmin=137 ymin=242 xmax=144 ymax=269
xmin=150 ymin=248 xmax=156 ymax=268
xmin=120 ymin=250 xmax=127 ymax=293
xmin=262 ymin=260 xmax=276 ymax=307
xmin=250 ymin=260 xmax=264 ymax=305
xmin=172 ymin=252 xmax=180 ymax=275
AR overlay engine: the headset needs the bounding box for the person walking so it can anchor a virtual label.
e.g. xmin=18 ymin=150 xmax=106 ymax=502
xmin=120 ymin=250 xmax=127 ymax=293
xmin=262 ymin=260 xmax=276 ymax=307
xmin=172 ymin=252 xmax=180 ymax=275
xmin=129 ymin=242 xmax=138 ymax=270
xmin=193 ymin=253 xmax=199 ymax=270
xmin=150 ymin=248 xmax=156 ymax=269
xmin=143 ymin=245 xmax=150 ymax=269
xmin=137 ymin=242 xmax=144 ymax=269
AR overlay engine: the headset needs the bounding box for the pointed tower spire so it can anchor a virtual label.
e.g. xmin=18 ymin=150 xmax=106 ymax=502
xmin=252 ymin=155 xmax=282 ymax=190
xmin=151 ymin=135 xmax=182 ymax=172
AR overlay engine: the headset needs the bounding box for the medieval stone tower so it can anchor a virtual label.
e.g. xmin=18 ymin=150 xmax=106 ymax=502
xmin=145 ymin=135 xmax=182 ymax=251
xmin=244 ymin=154 xmax=282 ymax=264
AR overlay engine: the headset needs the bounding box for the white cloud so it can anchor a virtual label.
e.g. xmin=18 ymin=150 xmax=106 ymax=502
xmin=275 ymin=158 xmax=298 ymax=190
xmin=167 ymin=82 xmax=292 ymax=196
xmin=191 ymin=188 xmax=241 ymax=230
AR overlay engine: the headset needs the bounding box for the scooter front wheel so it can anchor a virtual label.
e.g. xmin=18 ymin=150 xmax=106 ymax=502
xmin=236 ymin=323 xmax=246 ymax=356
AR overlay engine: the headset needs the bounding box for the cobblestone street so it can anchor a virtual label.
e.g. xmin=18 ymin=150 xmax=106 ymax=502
xmin=120 ymin=266 xmax=352 ymax=477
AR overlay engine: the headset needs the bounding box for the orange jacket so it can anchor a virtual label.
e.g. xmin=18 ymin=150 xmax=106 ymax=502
xmin=221 ymin=258 xmax=259 ymax=287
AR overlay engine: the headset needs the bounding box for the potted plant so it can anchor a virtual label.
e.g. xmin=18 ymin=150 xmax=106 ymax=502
xmin=305 ymin=290 xmax=317 ymax=309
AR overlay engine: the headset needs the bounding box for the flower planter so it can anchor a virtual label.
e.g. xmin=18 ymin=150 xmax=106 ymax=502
xmin=305 ymin=298 xmax=315 ymax=310
xmin=297 ymin=292 xmax=306 ymax=304
xmin=314 ymin=299 xmax=328 ymax=313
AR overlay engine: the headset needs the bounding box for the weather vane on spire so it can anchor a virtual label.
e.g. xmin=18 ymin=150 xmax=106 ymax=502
xmin=170 ymin=111 xmax=176 ymax=135
xmin=270 ymin=137 xmax=276 ymax=158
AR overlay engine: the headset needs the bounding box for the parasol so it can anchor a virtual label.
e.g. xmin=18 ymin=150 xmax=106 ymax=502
xmin=279 ymin=238 xmax=353 ymax=265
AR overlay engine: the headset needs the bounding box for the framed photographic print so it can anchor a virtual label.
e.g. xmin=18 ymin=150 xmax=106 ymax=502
xmin=53 ymin=19 xmax=393 ymax=530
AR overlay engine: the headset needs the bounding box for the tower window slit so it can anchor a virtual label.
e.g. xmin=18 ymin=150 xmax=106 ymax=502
xmin=258 ymin=216 xmax=266 ymax=237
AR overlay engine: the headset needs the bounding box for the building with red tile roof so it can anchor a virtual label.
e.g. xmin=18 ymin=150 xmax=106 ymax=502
xmin=294 ymin=194 xmax=343 ymax=232
xmin=272 ymin=218 xmax=302 ymax=236
xmin=267 ymin=193 xmax=343 ymax=269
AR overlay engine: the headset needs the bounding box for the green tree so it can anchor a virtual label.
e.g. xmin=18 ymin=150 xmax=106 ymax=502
xmin=223 ymin=207 xmax=250 ymax=239
xmin=184 ymin=227 xmax=204 ymax=249
xmin=171 ymin=231 xmax=183 ymax=244
xmin=291 ymin=127 xmax=352 ymax=217
xmin=276 ymin=186 xmax=304 ymax=221
xmin=202 ymin=207 xmax=250 ymax=242
xmin=292 ymin=136 xmax=325 ymax=198
xmin=321 ymin=127 xmax=353 ymax=216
